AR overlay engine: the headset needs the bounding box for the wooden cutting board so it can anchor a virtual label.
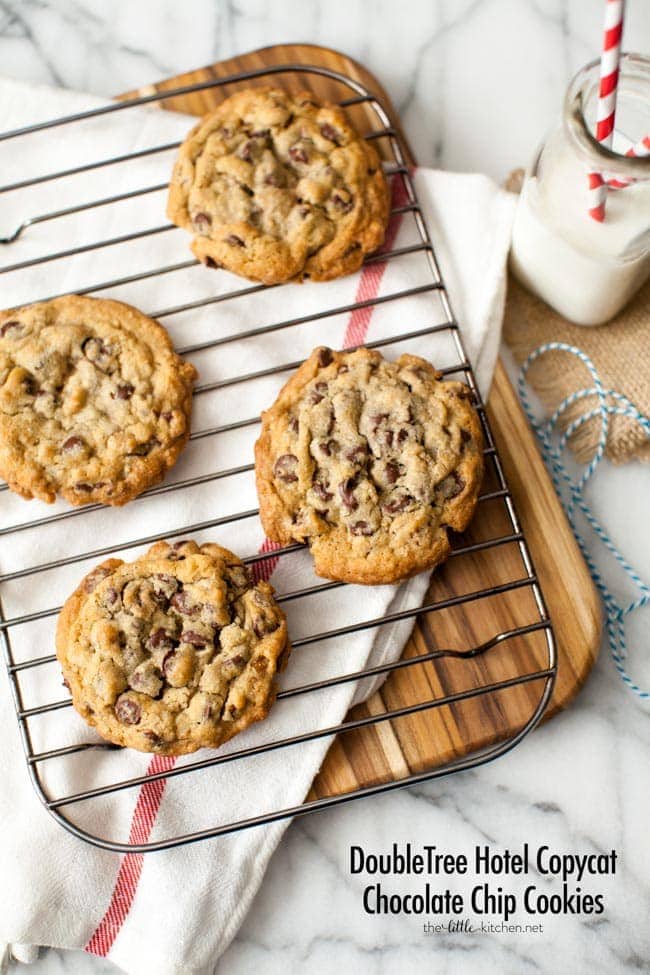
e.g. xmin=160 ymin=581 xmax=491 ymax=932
xmin=124 ymin=44 xmax=601 ymax=801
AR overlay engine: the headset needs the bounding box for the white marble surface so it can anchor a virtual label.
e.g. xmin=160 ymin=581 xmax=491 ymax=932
xmin=1 ymin=1 xmax=649 ymax=974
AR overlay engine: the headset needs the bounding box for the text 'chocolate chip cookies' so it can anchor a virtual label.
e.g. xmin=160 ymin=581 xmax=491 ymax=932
xmin=255 ymin=348 xmax=485 ymax=585
xmin=0 ymin=295 xmax=197 ymax=506
xmin=56 ymin=540 xmax=290 ymax=755
xmin=167 ymin=87 xmax=390 ymax=284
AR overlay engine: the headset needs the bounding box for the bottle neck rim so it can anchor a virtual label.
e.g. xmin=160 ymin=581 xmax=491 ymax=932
xmin=564 ymin=53 xmax=650 ymax=178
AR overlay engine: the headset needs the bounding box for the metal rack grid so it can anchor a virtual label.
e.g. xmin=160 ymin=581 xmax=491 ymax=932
xmin=0 ymin=63 xmax=557 ymax=852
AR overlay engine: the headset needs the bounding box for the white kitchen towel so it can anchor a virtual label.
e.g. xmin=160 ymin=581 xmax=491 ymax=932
xmin=0 ymin=77 xmax=515 ymax=975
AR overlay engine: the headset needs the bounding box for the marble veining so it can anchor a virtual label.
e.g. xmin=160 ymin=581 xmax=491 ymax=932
xmin=0 ymin=1 xmax=649 ymax=973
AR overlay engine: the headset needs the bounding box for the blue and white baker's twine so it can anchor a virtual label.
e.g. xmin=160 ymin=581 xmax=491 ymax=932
xmin=518 ymin=342 xmax=650 ymax=700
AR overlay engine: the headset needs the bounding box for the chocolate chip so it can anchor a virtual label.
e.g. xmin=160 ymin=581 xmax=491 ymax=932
xmin=319 ymin=439 xmax=337 ymax=456
xmin=62 ymin=676 xmax=71 ymax=690
xmin=252 ymin=610 xmax=276 ymax=637
xmin=317 ymin=347 xmax=333 ymax=367
xmin=382 ymin=494 xmax=413 ymax=514
xmin=461 ymin=428 xmax=471 ymax=443
xmin=0 ymin=320 xmax=22 ymax=338
xmin=320 ymin=123 xmax=341 ymax=144
xmin=338 ymin=478 xmax=358 ymax=511
xmin=397 ymin=428 xmax=409 ymax=445
xmin=74 ymin=482 xmax=95 ymax=493
xmin=225 ymin=234 xmax=245 ymax=247
xmin=193 ymin=211 xmax=212 ymax=229
xmin=84 ymin=565 xmax=113 ymax=592
xmin=153 ymin=572 xmax=179 ymax=589
xmin=226 ymin=653 xmax=247 ymax=667
xmin=182 ymin=630 xmax=207 ymax=648
xmin=161 ymin=649 xmax=177 ymax=677
xmin=344 ymin=445 xmax=368 ymax=464
xmin=62 ymin=435 xmax=84 ymax=453
xmin=148 ymin=628 xmax=176 ymax=652
xmin=161 ymin=411 xmax=173 ymax=422
xmin=438 ymin=473 xmax=465 ymax=500
xmin=274 ymin=453 xmax=299 ymax=483
xmin=166 ymin=540 xmax=190 ymax=561
xmin=332 ymin=192 xmax=354 ymax=213
xmin=170 ymin=590 xmax=199 ymax=616
xmin=128 ymin=438 xmax=159 ymax=457
xmin=382 ymin=430 xmax=394 ymax=448
xmin=204 ymin=256 xmax=222 ymax=269
xmin=264 ymin=172 xmax=285 ymax=188
xmin=114 ymin=383 xmax=134 ymax=400
xmin=289 ymin=417 xmax=299 ymax=435
xmin=385 ymin=462 xmax=400 ymax=484
xmin=351 ymin=521 xmax=374 ymax=536
xmin=21 ymin=375 xmax=37 ymax=395
xmin=309 ymin=381 xmax=328 ymax=405
xmin=253 ymin=617 xmax=278 ymax=638
xmin=115 ymin=695 xmax=141 ymax=725
xmin=289 ymin=145 xmax=309 ymax=164
xmin=104 ymin=587 xmax=119 ymax=607
xmin=312 ymin=481 xmax=333 ymax=502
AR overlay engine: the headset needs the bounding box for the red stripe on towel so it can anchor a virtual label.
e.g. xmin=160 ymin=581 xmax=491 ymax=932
xmin=85 ymin=754 xmax=175 ymax=956
xmin=343 ymin=174 xmax=409 ymax=349
xmin=250 ymin=536 xmax=283 ymax=583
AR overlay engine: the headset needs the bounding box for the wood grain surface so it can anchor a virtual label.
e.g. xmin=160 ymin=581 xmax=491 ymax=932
xmin=125 ymin=43 xmax=602 ymax=800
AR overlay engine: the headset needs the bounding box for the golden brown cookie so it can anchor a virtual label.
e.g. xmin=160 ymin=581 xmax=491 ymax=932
xmin=0 ymin=295 xmax=197 ymax=506
xmin=255 ymin=348 xmax=484 ymax=585
xmin=167 ymin=87 xmax=390 ymax=284
xmin=56 ymin=540 xmax=290 ymax=755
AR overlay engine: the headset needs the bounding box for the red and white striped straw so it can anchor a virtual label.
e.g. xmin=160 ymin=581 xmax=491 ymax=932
xmin=606 ymin=134 xmax=650 ymax=188
xmin=587 ymin=0 xmax=625 ymax=222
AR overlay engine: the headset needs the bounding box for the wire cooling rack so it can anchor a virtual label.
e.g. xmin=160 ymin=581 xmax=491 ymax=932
xmin=0 ymin=64 xmax=557 ymax=852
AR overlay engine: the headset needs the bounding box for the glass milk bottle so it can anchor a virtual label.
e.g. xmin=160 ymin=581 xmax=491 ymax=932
xmin=510 ymin=53 xmax=650 ymax=326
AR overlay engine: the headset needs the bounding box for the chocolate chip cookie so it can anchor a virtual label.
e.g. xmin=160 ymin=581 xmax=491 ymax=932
xmin=255 ymin=348 xmax=484 ymax=585
xmin=56 ymin=539 xmax=290 ymax=755
xmin=0 ymin=295 xmax=197 ymax=506
xmin=167 ymin=87 xmax=390 ymax=284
